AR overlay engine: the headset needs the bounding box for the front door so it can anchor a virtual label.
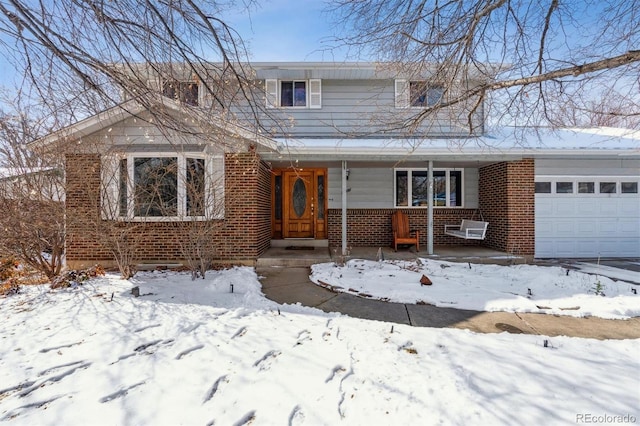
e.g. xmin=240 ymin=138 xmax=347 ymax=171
xmin=283 ymin=171 xmax=315 ymax=238
xmin=273 ymin=169 xmax=327 ymax=239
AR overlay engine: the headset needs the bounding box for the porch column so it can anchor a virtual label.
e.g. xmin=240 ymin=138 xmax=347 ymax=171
xmin=341 ymin=160 xmax=348 ymax=255
xmin=427 ymin=160 xmax=434 ymax=255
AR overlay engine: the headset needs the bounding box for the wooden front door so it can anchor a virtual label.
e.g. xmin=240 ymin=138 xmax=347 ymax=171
xmin=273 ymin=169 xmax=327 ymax=239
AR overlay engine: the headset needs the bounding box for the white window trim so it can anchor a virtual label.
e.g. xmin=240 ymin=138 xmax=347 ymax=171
xmin=265 ymin=79 xmax=322 ymax=109
xmin=534 ymin=176 xmax=640 ymax=196
xmin=394 ymin=167 xmax=465 ymax=208
xmin=101 ymin=152 xmax=224 ymax=222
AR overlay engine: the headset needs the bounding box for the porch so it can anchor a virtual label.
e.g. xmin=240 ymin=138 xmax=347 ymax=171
xmin=263 ymin=158 xmax=536 ymax=261
xmin=257 ymin=244 xmax=525 ymax=267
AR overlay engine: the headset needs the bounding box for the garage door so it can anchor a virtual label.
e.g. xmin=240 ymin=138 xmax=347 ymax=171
xmin=535 ymin=178 xmax=640 ymax=258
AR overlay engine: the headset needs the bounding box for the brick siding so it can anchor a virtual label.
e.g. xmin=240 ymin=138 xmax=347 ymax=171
xmin=65 ymin=152 xmax=271 ymax=268
xmin=327 ymin=208 xmax=483 ymax=249
xmin=478 ymin=159 xmax=535 ymax=256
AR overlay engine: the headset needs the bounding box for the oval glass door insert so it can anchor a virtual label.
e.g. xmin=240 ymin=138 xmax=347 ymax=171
xmin=292 ymin=178 xmax=307 ymax=217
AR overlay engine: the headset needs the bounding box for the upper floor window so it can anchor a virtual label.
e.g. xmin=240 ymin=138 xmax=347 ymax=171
xmin=395 ymin=79 xmax=444 ymax=108
xmin=265 ymin=79 xmax=321 ymax=109
xmin=281 ymin=81 xmax=307 ymax=107
xmin=163 ymin=80 xmax=199 ymax=106
xmin=395 ymin=168 xmax=463 ymax=208
xmin=410 ymin=82 xmax=444 ymax=107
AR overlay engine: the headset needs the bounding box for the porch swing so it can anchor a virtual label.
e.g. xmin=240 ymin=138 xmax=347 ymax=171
xmin=444 ymin=208 xmax=489 ymax=240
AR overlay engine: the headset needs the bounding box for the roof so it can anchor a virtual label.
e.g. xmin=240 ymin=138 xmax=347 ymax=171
xmin=251 ymin=61 xmax=503 ymax=81
xmin=264 ymin=127 xmax=640 ymax=162
xmin=0 ymin=167 xmax=58 ymax=180
xmin=29 ymin=98 xmax=278 ymax=152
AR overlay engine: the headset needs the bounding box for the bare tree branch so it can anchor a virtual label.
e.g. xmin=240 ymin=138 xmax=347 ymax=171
xmin=330 ymin=0 xmax=640 ymax=132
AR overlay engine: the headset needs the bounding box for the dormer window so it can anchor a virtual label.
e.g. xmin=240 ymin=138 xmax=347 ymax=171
xmin=163 ymin=80 xmax=199 ymax=106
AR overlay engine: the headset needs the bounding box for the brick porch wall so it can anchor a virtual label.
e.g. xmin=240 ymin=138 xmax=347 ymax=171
xmin=65 ymin=152 xmax=271 ymax=268
xmin=478 ymin=159 xmax=535 ymax=256
xmin=327 ymin=208 xmax=483 ymax=249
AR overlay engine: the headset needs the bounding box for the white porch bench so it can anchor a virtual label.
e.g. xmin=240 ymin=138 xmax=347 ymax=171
xmin=444 ymin=219 xmax=489 ymax=240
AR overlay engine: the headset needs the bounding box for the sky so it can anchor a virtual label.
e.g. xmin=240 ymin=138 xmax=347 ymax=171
xmin=227 ymin=0 xmax=345 ymax=62
xmin=0 ymin=0 xmax=341 ymax=93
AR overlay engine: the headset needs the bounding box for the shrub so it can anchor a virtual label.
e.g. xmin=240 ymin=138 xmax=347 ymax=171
xmin=0 ymin=278 xmax=20 ymax=296
xmin=0 ymin=257 xmax=20 ymax=281
xmin=50 ymin=265 xmax=106 ymax=289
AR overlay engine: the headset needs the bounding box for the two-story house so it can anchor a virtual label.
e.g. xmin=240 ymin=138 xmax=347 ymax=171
xmin=33 ymin=62 xmax=640 ymax=269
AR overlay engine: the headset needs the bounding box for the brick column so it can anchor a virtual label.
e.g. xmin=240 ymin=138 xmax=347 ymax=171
xmin=479 ymin=159 xmax=535 ymax=256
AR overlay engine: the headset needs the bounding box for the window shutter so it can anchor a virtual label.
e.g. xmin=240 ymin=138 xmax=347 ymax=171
xmin=208 ymin=155 xmax=225 ymax=219
xmin=309 ymin=79 xmax=322 ymax=109
xmin=101 ymin=154 xmax=120 ymax=220
xmin=265 ymin=79 xmax=278 ymax=108
xmin=197 ymin=82 xmax=207 ymax=107
xmin=395 ymin=79 xmax=409 ymax=108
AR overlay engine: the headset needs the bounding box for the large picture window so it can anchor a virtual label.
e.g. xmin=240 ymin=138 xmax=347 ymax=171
xmin=103 ymin=153 xmax=222 ymax=221
xmin=134 ymin=157 xmax=178 ymax=217
xmin=395 ymin=168 xmax=463 ymax=207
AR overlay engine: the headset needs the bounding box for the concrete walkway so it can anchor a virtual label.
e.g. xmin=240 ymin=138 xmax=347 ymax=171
xmin=257 ymin=266 xmax=640 ymax=340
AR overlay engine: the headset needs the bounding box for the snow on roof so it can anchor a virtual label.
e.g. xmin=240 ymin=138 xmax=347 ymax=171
xmin=273 ymin=127 xmax=640 ymax=159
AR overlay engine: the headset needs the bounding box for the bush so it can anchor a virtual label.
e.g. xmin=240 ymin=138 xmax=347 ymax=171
xmin=50 ymin=265 xmax=106 ymax=289
xmin=0 ymin=278 xmax=20 ymax=296
xmin=0 ymin=257 xmax=20 ymax=281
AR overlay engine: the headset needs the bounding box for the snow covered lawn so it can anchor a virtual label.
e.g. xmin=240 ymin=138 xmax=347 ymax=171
xmin=1 ymin=267 xmax=638 ymax=425
xmin=311 ymin=259 xmax=640 ymax=319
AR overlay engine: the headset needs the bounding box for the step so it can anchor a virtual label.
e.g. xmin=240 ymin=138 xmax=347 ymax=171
xmin=270 ymin=239 xmax=329 ymax=248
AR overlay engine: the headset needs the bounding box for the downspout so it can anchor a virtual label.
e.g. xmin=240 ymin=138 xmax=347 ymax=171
xmin=341 ymin=160 xmax=348 ymax=255
xmin=427 ymin=160 xmax=434 ymax=255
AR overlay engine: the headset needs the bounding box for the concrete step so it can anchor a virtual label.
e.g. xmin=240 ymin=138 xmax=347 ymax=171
xmin=257 ymin=246 xmax=332 ymax=267
xmin=270 ymin=239 xmax=329 ymax=248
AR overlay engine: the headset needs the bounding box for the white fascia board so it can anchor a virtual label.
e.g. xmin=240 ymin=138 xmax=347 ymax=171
xmin=29 ymin=100 xmax=146 ymax=149
xmin=30 ymin=97 xmax=278 ymax=153
xmin=276 ymin=137 xmax=640 ymax=158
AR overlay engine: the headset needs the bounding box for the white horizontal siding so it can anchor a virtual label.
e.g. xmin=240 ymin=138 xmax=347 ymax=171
xmin=252 ymin=79 xmax=484 ymax=138
xmin=328 ymin=166 xmax=480 ymax=209
xmin=536 ymin=158 xmax=640 ymax=177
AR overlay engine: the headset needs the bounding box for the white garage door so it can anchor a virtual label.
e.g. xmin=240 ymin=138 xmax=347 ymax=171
xmin=535 ymin=178 xmax=640 ymax=258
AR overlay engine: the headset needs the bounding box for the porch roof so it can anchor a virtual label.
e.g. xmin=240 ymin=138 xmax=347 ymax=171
xmin=263 ymin=127 xmax=640 ymax=162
